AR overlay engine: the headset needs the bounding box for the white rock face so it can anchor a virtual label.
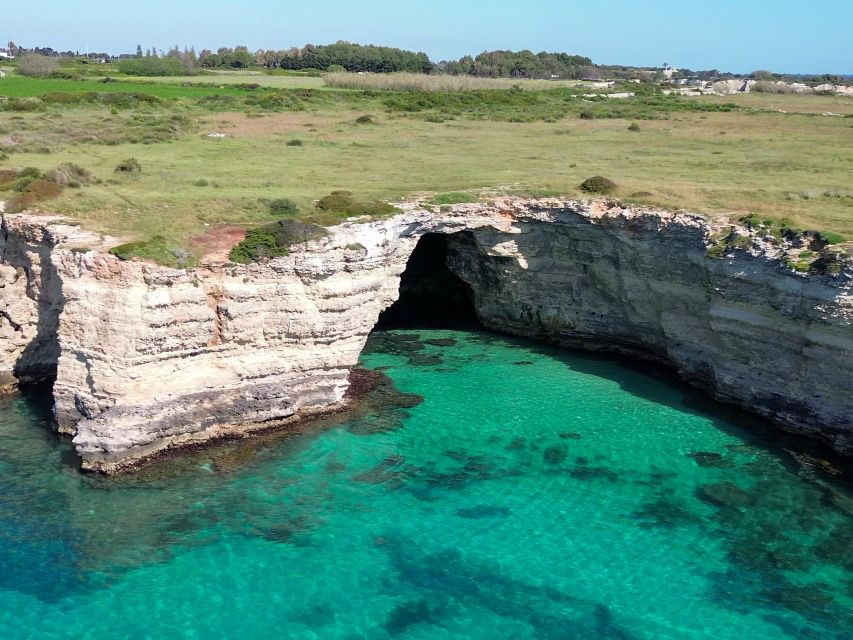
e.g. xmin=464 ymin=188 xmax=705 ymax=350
xmin=1 ymin=199 xmax=851 ymax=472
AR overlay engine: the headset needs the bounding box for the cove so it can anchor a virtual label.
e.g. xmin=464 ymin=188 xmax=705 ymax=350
xmin=0 ymin=329 xmax=851 ymax=639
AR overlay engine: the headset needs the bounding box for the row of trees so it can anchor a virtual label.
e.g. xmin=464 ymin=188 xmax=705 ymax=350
xmin=277 ymin=42 xmax=433 ymax=73
xmin=439 ymin=50 xmax=594 ymax=79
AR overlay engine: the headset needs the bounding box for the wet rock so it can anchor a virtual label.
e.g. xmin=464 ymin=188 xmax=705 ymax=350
xmin=695 ymin=482 xmax=755 ymax=508
xmin=559 ymin=432 xmax=582 ymax=440
xmin=513 ymin=361 xmax=535 ymax=366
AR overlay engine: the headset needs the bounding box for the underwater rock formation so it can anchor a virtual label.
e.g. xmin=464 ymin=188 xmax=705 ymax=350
xmin=0 ymin=197 xmax=851 ymax=471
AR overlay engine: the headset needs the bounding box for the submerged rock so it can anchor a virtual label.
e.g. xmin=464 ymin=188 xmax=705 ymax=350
xmin=424 ymin=338 xmax=456 ymax=347
xmin=695 ymin=482 xmax=755 ymax=508
xmin=455 ymin=505 xmax=512 ymax=519
xmin=543 ymin=446 xmax=568 ymax=465
xmin=688 ymin=451 xmax=733 ymax=467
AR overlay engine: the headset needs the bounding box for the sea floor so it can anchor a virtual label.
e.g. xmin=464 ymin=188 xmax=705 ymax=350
xmin=0 ymin=329 xmax=850 ymax=639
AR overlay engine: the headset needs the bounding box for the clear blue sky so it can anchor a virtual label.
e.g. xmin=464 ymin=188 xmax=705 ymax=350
xmin=4 ymin=0 xmax=851 ymax=74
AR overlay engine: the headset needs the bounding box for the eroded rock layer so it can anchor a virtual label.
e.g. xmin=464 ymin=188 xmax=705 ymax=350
xmin=0 ymin=199 xmax=850 ymax=471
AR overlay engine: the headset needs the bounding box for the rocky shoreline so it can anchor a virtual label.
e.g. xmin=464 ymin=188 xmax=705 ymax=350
xmin=1 ymin=198 xmax=851 ymax=471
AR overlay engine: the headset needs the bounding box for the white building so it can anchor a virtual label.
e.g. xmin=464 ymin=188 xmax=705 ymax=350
xmin=0 ymin=50 xmax=15 ymax=59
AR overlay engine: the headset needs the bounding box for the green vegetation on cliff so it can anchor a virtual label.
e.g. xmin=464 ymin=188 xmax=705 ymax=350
xmin=0 ymin=73 xmax=851 ymax=263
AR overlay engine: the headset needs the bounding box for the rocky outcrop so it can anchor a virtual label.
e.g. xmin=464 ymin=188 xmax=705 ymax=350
xmin=0 ymin=216 xmax=69 ymax=385
xmin=1 ymin=199 xmax=851 ymax=471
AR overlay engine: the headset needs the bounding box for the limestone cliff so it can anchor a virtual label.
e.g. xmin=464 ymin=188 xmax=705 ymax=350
xmin=0 ymin=199 xmax=850 ymax=472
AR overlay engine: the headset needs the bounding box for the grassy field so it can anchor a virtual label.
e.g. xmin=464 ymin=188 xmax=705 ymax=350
xmin=1 ymin=75 xmax=851 ymax=262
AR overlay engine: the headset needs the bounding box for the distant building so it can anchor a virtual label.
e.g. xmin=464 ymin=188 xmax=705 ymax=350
xmin=0 ymin=50 xmax=15 ymax=59
xmin=662 ymin=66 xmax=679 ymax=80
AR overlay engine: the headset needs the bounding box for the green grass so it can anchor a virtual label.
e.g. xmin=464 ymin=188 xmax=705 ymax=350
xmin=432 ymin=192 xmax=480 ymax=205
xmin=0 ymin=77 xmax=851 ymax=262
xmin=0 ymin=76 xmax=263 ymax=99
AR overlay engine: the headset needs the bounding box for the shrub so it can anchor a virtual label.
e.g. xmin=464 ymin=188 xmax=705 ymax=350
xmin=109 ymin=236 xmax=196 ymax=267
xmin=5 ymin=179 xmax=63 ymax=212
xmin=317 ymin=191 xmax=355 ymax=211
xmin=193 ymin=178 xmax=210 ymax=187
xmin=630 ymin=191 xmax=654 ymax=198
xmin=315 ymin=190 xmax=396 ymax=216
xmin=46 ymin=162 xmax=92 ymax=187
xmin=248 ymin=92 xmax=304 ymax=111
xmin=628 ymin=122 xmax=641 ymax=132
xmin=285 ymin=139 xmax=304 ymax=147
xmin=432 ymin=192 xmax=478 ymax=205
xmin=579 ymin=176 xmax=618 ymax=194
xmin=355 ymin=114 xmax=375 ymax=124
xmin=326 ymin=64 xmax=346 ymax=73
xmin=268 ymin=198 xmax=299 ymax=216
xmin=229 ymin=220 xmax=328 ymax=264
xmin=118 ymin=56 xmax=193 ymax=77
xmin=579 ymin=110 xmax=595 ymax=120
xmin=115 ymin=158 xmax=142 ymax=173
xmin=16 ymin=54 xmax=59 ymax=78
xmin=818 ymin=231 xmax=846 ymax=245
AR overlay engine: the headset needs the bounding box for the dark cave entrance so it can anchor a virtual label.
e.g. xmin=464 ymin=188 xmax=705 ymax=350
xmin=375 ymin=233 xmax=480 ymax=329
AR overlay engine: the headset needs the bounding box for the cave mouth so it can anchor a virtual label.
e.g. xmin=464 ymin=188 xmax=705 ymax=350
xmin=375 ymin=232 xmax=480 ymax=329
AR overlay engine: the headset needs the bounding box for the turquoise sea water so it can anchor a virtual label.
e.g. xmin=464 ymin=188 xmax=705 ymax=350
xmin=0 ymin=329 xmax=850 ymax=639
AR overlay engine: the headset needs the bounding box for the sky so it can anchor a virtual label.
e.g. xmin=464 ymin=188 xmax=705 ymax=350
xmin=3 ymin=0 xmax=851 ymax=74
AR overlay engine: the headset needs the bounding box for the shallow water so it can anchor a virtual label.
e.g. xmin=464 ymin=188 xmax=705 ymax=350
xmin=0 ymin=329 xmax=851 ymax=639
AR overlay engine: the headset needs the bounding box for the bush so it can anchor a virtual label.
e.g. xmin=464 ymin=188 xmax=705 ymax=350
xmin=118 ymin=56 xmax=193 ymax=77
xmin=579 ymin=109 xmax=595 ymax=120
xmin=355 ymin=114 xmax=375 ymax=124
xmin=16 ymin=54 xmax=59 ymax=78
xmin=109 ymin=236 xmax=196 ymax=267
xmin=628 ymin=122 xmax=641 ymax=132
xmin=432 ymin=192 xmax=478 ymax=205
xmin=579 ymin=176 xmax=618 ymax=194
xmin=315 ymin=190 xmax=396 ymax=216
xmin=5 ymin=179 xmax=63 ymax=212
xmin=46 ymin=162 xmax=92 ymax=187
xmin=115 ymin=158 xmax=142 ymax=173
xmin=247 ymin=92 xmax=305 ymax=111
xmin=819 ymin=231 xmax=847 ymax=245
xmin=268 ymin=198 xmax=299 ymax=216
xmin=229 ymin=220 xmax=328 ymax=264
xmin=285 ymin=139 xmax=304 ymax=146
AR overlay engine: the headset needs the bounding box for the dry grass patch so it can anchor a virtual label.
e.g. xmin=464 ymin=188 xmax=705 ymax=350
xmin=324 ymin=72 xmax=581 ymax=92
